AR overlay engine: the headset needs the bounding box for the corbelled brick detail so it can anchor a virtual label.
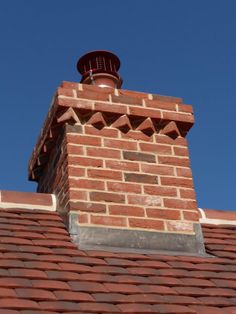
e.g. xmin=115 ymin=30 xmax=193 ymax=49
xmin=29 ymin=82 xmax=200 ymax=245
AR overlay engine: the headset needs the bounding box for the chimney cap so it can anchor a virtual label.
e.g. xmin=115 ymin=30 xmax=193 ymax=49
xmin=77 ymin=50 xmax=122 ymax=88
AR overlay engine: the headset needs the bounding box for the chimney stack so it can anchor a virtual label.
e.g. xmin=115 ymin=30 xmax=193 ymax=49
xmin=77 ymin=51 xmax=122 ymax=88
xmin=29 ymin=51 xmax=205 ymax=255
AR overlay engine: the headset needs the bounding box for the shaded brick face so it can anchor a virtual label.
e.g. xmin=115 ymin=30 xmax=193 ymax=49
xmin=32 ymin=82 xmax=198 ymax=234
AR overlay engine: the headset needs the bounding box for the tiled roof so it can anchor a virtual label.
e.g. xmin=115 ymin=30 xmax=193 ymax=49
xmin=0 ymin=208 xmax=236 ymax=313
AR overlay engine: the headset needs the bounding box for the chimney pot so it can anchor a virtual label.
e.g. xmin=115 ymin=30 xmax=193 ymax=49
xmin=77 ymin=50 xmax=123 ymax=88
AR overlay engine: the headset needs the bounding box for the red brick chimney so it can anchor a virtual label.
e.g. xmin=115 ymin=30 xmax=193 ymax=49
xmin=29 ymin=51 xmax=205 ymax=255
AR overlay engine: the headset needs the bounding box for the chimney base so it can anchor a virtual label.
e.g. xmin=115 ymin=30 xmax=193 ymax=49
xmin=68 ymin=213 xmax=206 ymax=256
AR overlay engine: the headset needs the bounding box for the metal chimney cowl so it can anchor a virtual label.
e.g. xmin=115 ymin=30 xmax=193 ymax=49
xmin=77 ymin=50 xmax=123 ymax=89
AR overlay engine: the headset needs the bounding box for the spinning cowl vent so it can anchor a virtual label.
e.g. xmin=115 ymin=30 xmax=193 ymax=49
xmin=77 ymin=50 xmax=123 ymax=88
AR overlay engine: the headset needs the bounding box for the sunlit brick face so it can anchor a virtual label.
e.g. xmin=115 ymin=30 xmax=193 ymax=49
xmin=29 ymin=81 xmax=199 ymax=237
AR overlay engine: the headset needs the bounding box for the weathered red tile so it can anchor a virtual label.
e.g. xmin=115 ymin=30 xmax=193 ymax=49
xmin=77 ymin=302 xmax=120 ymax=313
xmin=54 ymin=290 xmax=94 ymax=301
xmin=153 ymin=304 xmax=196 ymax=313
xmin=104 ymin=283 xmax=142 ymax=294
xmin=9 ymin=269 xmax=47 ymax=279
xmin=39 ymin=301 xmax=79 ymax=312
xmin=0 ymin=288 xmax=16 ymax=298
xmin=117 ymin=303 xmax=154 ymax=312
xmin=31 ymin=279 xmax=70 ymax=290
xmin=69 ymin=281 xmax=108 ymax=292
xmin=16 ymin=288 xmax=56 ymax=300
xmin=45 ymin=270 xmax=80 ymax=281
xmin=198 ymin=296 xmax=235 ymax=306
xmin=0 ymin=278 xmax=31 ymax=288
xmin=139 ymin=284 xmax=177 ymax=295
xmin=0 ymin=298 xmax=39 ymax=309
xmin=190 ymin=305 xmax=224 ymax=314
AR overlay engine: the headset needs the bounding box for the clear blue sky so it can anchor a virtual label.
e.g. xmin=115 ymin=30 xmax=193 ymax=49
xmin=0 ymin=0 xmax=235 ymax=211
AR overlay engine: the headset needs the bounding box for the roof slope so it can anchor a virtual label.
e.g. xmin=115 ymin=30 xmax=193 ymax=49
xmin=0 ymin=208 xmax=236 ymax=313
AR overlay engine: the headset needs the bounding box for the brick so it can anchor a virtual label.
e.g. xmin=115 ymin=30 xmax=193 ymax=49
xmin=65 ymin=124 xmax=83 ymax=134
xmin=146 ymin=208 xmax=181 ymax=220
xmin=58 ymin=97 xmax=93 ymax=110
xmin=141 ymin=164 xmax=174 ymax=176
xmin=145 ymin=99 xmax=177 ymax=111
xmin=106 ymin=160 xmax=139 ymax=171
xmin=69 ymin=178 xmax=105 ymax=190
xmin=68 ymin=166 xmax=85 ymax=177
xmin=103 ymin=138 xmax=137 ymax=150
xmin=121 ymin=129 xmax=155 ymax=141
xmin=69 ymin=190 xmax=87 ymax=200
xmin=66 ymin=144 xmax=84 ymax=155
xmin=119 ymin=89 xmax=149 ymax=99
xmin=82 ymin=84 xmax=114 ymax=94
xmin=61 ymin=81 xmax=79 ymax=89
xmin=183 ymin=210 xmax=199 ymax=221
xmin=139 ymin=142 xmax=172 ymax=155
xmin=69 ymin=201 xmax=106 ymax=213
xmin=178 ymin=103 xmax=193 ymax=114
xmin=144 ymin=185 xmax=177 ymax=197
xmin=163 ymin=198 xmax=197 ymax=210
xmin=87 ymin=169 xmax=122 ymax=180
xmin=86 ymin=147 xmax=121 ymax=159
xmin=54 ymin=290 xmax=94 ymax=301
xmin=90 ymin=191 xmax=125 ymax=203
xmin=109 ymin=205 xmax=145 ymax=217
xmin=84 ymin=125 xmax=119 ymax=138
xmin=161 ymin=176 xmax=193 ymax=188
xmin=68 ymin=156 xmax=103 ymax=167
xmin=78 ymin=212 xmax=89 ymax=223
xmin=166 ymin=221 xmax=194 ymax=233
xmin=16 ymin=288 xmax=56 ymax=300
xmin=129 ymin=106 xmax=161 ymax=119
xmin=125 ymin=173 xmax=158 ymax=184
xmin=111 ymin=94 xmax=143 ymax=105
xmin=1 ymin=191 xmax=52 ymax=206
xmin=180 ymin=189 xmax=196 ymax=199
xmin=57 ymin=87 xmax=75 ymax=97
xmin=155 ymin=134 xmax=187 ymax=146
xmin=91 ymin=215 xmax=127 ymax=227
xmin=158 ymin=156 xmax=190 ymax=167
xmin=176 ymin=167 xmax=192 ymax=178
xmin=107 ymin=182 xmax=142 ymax=194
xmin=67 ymin=134 xmax=101 ymax=146
xmin=162 ymin=111 xmax=194 ymax=124
xmin=123 ymin=151 xmax=156 ymax=163
xmin=174 ymin=146 xmax=189 ymax=156
xmin=95 ymin=101 xmax=128 ymax=114
xmin=128 ymin=194 xmax=161 ymax=206
xmin=129 ymin=218 xmax=164 ymax=230
xmin=77 ymin=90 xmax=110 ymax=101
